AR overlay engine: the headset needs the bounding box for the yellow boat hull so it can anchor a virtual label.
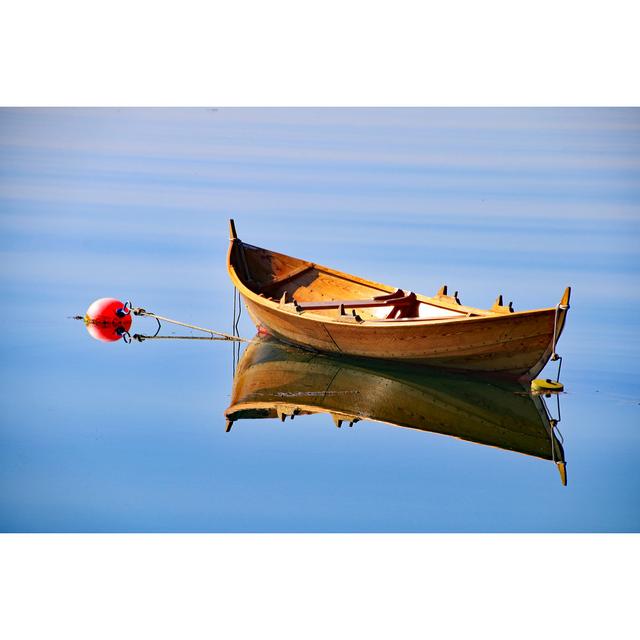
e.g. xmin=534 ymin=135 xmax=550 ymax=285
xmin=227 ymin=221 xmax=570 ymax=380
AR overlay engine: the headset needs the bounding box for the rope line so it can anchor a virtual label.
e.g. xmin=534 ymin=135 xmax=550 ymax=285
xmin=133 ymin=334 xmax=238 ymax=342
xmin=539 ymin=392 xmax=563 ymax=463
xmin=232 ymin=287 xmax=237 ymax=336
xmin=232 ymin=287 xmax=243 ymax=376
xmin=130 ymin=306 xmax=249 ymax=343
xmin=551 ymin=302 xmax=569 ymax=382
xmin=234 ymin=287 xmax=242 ymax=336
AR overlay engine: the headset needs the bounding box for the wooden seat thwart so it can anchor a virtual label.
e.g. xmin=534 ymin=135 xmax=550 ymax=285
xmin=294 ymin=289 xmax=420 ymax=319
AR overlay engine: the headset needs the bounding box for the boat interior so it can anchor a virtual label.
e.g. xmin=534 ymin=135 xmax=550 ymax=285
xmin=232 ymin=240 xmax=484 ymax=322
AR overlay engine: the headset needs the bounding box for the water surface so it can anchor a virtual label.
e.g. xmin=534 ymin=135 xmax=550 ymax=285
xmin=1 ymin=107 xmax=638 ymax=531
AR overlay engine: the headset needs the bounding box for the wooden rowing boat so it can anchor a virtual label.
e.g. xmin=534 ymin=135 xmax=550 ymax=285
xmin=225 ymin=337 xmax=567 ymax=484
xmin=227 ymin=219 xmax=571 ymax=380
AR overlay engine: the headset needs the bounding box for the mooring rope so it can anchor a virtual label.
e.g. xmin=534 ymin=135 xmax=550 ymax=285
xmin=133 ymin=334 xmax=242 ymax=342
xmin=128 ymin=304 xmax=249 ymax=343
xmin=539 ymin=392 xmax=564 ymax=464
xmin=234 ymin=287 xmax=242 ymax=336
xmin=232 ymin=286 xmax=237 ymax=336
xmin=550 ymin=301 xmax=569 ymax=382
xmin=231 ymin=287 xmax=243 ymax=376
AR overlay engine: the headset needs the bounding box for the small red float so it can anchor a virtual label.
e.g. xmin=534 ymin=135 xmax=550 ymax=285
xmin=84 ymin=298 xmax=132 ymax=342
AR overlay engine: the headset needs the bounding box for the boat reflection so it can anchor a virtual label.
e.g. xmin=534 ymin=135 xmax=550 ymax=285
xmin=225 ymin=337 xmax=567 ymax=485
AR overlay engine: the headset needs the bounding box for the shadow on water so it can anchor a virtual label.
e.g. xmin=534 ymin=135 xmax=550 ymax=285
xmin=224 ymin=336 xmax=568 ymax=486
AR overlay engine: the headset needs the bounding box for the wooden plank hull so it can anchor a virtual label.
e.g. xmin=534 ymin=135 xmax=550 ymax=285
xmin=242 ymin=296 xmax=558 ymax=378
xmin=225 ymin=337 xmax=566 ymax=480
xmin=227 ymin=222 xmax=570 ymax=380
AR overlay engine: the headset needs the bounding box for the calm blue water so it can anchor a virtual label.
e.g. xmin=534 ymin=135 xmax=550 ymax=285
xmin=1 ymin=107 xmax=639 ymax=532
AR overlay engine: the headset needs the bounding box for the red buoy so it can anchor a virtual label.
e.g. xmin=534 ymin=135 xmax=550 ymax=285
xmin=84 ymin=298 xmax=132 ymax=342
